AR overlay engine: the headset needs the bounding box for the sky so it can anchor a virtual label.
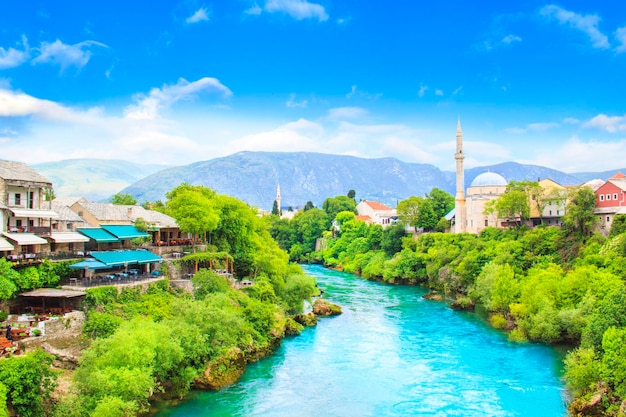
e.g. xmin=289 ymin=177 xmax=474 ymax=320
xmin=1 ymin=1 xmax=625 ymax=173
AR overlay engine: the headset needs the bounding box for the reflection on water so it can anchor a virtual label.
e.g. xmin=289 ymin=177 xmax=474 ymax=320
xmin=155 ymin=264 xmax=567 ymax=417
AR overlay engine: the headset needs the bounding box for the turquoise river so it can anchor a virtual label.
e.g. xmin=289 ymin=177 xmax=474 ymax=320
xmin=155 ymin=264 xmax=568 ymax=417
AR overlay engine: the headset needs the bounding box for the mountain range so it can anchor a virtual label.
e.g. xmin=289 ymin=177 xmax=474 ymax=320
xmin=32 ymin=152 xmax=623 ymax=211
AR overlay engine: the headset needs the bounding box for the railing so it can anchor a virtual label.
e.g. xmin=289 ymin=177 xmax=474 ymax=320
xmin=66 ymin=273 xmax=161 ymax=288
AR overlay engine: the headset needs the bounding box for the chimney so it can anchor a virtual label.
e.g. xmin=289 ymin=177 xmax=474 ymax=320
xmin=127 ymin=207 xmax=133 ymax=217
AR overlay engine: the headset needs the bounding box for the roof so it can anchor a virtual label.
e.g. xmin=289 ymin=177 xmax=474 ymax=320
xmin=607 ymin=179 xmax=626 ymax=192
xmin=0 ymin=160 xmax=51 ymax=184
xmin=89 ymin=250 xmax=162 ymax=266
xmin=78 ymin=228 xmax=120 ymax=243
xmin=471 ymin=172 xmax=508 ymax=187
xmin=48 ymin=232 xmax=90 ymax=243
xmin=101 ymin=225 xmax=149 ymax=240
xmin=20 ymin=288 xmax=86 ymax=298
xmin=361 ymin=200 xmax=393 ymax=211
xmin=0 ymin=237 xmax=14 ymax=251
xmin=9 ymin=208 xmax=59 ymax=219
xmin=355 ymin=215 xmax=373 ymax=223
xmin=444 ymin=207 xmax=456 ymax=220
xmin=75 ymin=202 xmax=177 ymax=228
xmin=51 ymin=201 xmax=90 ymax=224
xmin=69 ymin=260 xmax=110 ymax=270
xmin=52 ymin=196 xmax=88 ymax=207
xmin=610 ymin=172 xmax=626 ymax=179
xmin=2 ymin=232 xmax=48 ymax=245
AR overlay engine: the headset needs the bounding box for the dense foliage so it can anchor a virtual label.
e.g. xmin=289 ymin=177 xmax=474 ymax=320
xmin=0 ymin=260 xmax=71 ymax=301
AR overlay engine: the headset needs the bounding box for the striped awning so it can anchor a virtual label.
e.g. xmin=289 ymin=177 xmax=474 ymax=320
xmin=2 ymin=232 xmax=48 ymax=245
xmin=0 ymin=237 xmax=14 ymax=251
xmin=48 ymin=232 xmax=90 ymax=243
xmin=9 ymin=208 xmax=59 ymax=219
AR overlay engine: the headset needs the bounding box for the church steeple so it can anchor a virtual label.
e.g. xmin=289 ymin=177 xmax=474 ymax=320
xmin=454 ymin=118 xmax=466 ymax=233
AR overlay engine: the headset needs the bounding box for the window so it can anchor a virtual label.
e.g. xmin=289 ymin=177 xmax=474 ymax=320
xmin=67 ymin=223 xmax=73 ymax=230
xmin=484 ymin=219 xmax=488 ymax=226
xmin=600 ymin=195 xmax=605 ymax=201
xmin=557 ymin=210 xmax=560 ymax=215
xmin=52 ymin=223 xmax=58 ymax=230
xmin=607 ymin=216 xmax=611 ymax=222
xmin=614 ymin=194 xmax=618 ymax=200
xmin=15 ymin=219 xmax=22 ymax=227
xmin=28 ymin=192 xmax=34 ymax=208
xmin=14 ymin=193 xmax=21 ymax=205
xmin=607 ymin=194 xmax=612 ymax=200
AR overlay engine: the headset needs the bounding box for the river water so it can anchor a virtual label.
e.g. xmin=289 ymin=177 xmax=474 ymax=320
xmin=155 ymin=264 xmax=567 ymax=417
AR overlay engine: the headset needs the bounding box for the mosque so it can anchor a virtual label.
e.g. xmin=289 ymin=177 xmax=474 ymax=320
xmin=453 ymin=120 xmax=508 ymax=234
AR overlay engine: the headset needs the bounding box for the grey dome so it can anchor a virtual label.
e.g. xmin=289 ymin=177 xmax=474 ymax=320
xmin=470 ymin=172 xmax=507 ymax=187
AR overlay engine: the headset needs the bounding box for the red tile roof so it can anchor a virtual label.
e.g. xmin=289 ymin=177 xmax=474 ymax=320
xmin=362 ymin=200 xmax=393 ymax=211
xmin=610 ymin=172 xmax=626 ymax=179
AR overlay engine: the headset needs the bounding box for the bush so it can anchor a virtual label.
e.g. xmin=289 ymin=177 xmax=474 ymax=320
xmin=489 ymin=314 xmax=507 ymax=330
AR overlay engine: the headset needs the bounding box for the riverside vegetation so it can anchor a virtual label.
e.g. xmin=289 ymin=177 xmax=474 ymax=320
xmin=269 ymin=185 xmax=626 ymax=416
xmin=0 ymin=183 xmax=318 ymax=417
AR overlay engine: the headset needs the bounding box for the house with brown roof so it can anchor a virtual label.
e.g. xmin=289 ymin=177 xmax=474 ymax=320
xmin=68 ymin=201 xmax=183 ymax=246
xmin=356 ymin=200 xmax=397 ymax=227
xmin=0 ymin=160 xmax=59 ymax=260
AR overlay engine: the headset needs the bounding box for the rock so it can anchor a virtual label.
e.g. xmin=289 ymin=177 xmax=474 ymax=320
xmin=312 ymin=299 xmax=342 ymax=316
xmin=569 ymin=386 xmax=607 ymax=417
xmin=195 ymin=347 xmax=246 ymax=391
xmin=284 ymin=318 xmax=304 ymax=335
xmin=293 ymin=312 xmax=317 ymax=327
xmin=449 ymin=296 xmax=475 ymax=311
xmin=422 ymin=291 xmax=443 ymax=301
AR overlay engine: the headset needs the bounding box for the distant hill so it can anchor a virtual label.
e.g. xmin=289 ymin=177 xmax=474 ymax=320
xmin=34 ymin=159 xmax=168 ymax=202
xmin=121 ymin=152 xmax=584 ymax=210
xmin=35 ymin=153 xmax=620 ymax=210
xmin=568 ymin=168 xmax=626 ymax=183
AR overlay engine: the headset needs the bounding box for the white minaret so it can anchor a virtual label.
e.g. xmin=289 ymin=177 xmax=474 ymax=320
xmin=276 ymin=183 xmax=282 ymax=215
xmin=454 ymin=118 xmax=466 ymax=233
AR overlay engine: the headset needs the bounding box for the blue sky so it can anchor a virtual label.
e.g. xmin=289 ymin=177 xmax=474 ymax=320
xmin=1 ymin=1 xmax=625 ymax=173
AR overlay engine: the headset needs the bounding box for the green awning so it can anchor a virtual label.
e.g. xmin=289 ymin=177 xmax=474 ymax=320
xmin=78 ymin=228 xmax=120 ymax=243
xmin=89 ymin=250 xmax=162 ymax=267
xmin=101 ymin=225 xmax=149 ymax=240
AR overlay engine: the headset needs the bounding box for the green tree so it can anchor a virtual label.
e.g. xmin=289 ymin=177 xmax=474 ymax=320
xmin=347 ymin=189 xmax=356 ymax=200
xmin=271 ymin=200 xmax=280 ymax=216
xmin=303 ymin=201 xmax=315 ymax=211
xmin=485 ymin=181 xmax=540 ymax=226
xmin=0 ymin=259 xmax=19 ymax=300
xmin=397 ymin=196 xmax=424 ymax=233
xmin=427 ymin=188 xmax=455 ymax=219
xmin=562 ymin=186 xmax=598 ymax=239
xmin=322 ymin=196 xmax=357 ymax=224
xmin=166 ymin=183 xmax=219 ymax=247
xmin=110 ymin=193 xmax=137 ymax=205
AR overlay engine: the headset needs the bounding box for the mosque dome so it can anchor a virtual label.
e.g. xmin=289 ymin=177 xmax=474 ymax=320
xmin=470 ymin=172 xmax=508 ymax=187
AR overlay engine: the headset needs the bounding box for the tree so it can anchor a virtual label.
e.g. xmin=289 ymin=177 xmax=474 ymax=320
xmin=110 ymin=193 xmax=137 ymax=206
xmin=303 ymin=201 xmax=315 ymax=211
xmin=322 ymin=196 xmax=357 ymax=224
xmin=271 ymin=200 xmax=280 ymax=216
xmin=347 ymin=189 xmax=356 ymax=200
xmin=397 ymin=196 xmax=437 ymax=232
xmin=562 ymin=186 xmax=598 ymax=239
xmin=485 ymin=181 xmax=536 ymax=226
xmin=165 ymin=183 xmax=219 ymax=248
xmin=427 ymin=188 xmax=454 ymax=219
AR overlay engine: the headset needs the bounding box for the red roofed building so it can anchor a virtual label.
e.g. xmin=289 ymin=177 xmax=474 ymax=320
xmin=356 ymin=200 xmax=397 ymax=227
xmin=594 ymin=173 xmax=626 ymax=233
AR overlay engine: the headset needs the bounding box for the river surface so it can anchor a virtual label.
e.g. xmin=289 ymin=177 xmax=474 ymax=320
xmin=155 ymin=264 xmax=567 ymax=417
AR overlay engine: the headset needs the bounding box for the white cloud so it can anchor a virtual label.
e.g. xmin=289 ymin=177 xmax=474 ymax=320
xmin=563 ymin=117 xmax=580 ymax=124
xmin=501 ymin=34 xmax=522 ymax=44
xmin=0 ymin=88 xmax=100 ymax=123
xmin=31 ymin=39 xmax=108 ymax=72
xmin=229 ymin=118 xmax=323 ymax=152
xmin=418 ymin=84 xmax=428 ymax=98
xmin=263 ymin=0 xmax=328 ymax=22
xmin=452 ymin=86 xmax=463 ymax=96
xmin=527 ymin=137 xmax=626 ymax=172
xmin=327 ymin=107 xmax=367 ymax=120
xmin=615 ymin=27 xmax=626 ymax=53
xmin=345 ymin=85 xmax=382 ymax=101
xmin=124 ymin=77 xmax=232 ymax=120
xmin=504 ymin=122 xmax=560 ymax=134
xmin=0 ymin=35 xmax=30 ymax=69
xmin=286 ymin=93 xmax=307 ymax=108
xmin=435 ymin=89 xmax=444 ymax=96
xmin=540 ymin=5 xmax=609 ymax=49
xmin=584 ymin=113 xmax=626 ymax=133
xmin=245 ymin=4 xmax=262 ymax=15
xmin=186 ymin=8 xmax=209 ymax=24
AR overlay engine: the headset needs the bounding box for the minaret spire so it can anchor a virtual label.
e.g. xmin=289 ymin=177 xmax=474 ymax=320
xmin=454 ymin=118 xmax=466 ymax=233
xmin=276 ymin=183 xmax=282 ymax=216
